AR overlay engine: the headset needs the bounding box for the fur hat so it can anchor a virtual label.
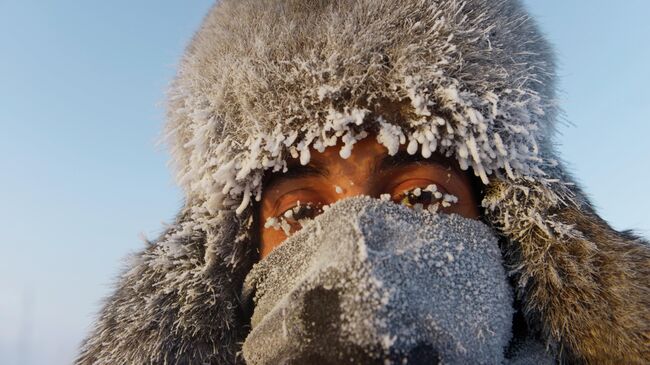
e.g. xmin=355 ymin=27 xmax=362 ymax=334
xmin=77 ymin=0 xmax=649 ymax=363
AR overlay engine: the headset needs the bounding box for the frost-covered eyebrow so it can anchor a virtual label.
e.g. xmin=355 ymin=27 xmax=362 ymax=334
xmin=263 ymin=150 xmax=452 ymax=191
xmin=263 ymin=163 xmax=328 ymax=191
xmin=375 ymin=150 xmax=452 ymax=174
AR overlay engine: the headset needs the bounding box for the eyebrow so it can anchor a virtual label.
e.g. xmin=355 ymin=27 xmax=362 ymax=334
xmin=263 ymin=163 xmax=328 ymax=190
xmin=375 ymin=150 xmax=452 ymax=174
xmin=262 ymin=149 xmax=453 ymax=190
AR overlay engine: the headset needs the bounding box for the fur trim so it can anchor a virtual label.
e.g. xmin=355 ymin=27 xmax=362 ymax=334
xmin=484 ymin=168 xmax=650 ymax=364
xmin=164 ymin=0 xmax=559 ymax=217
xmin=76 ymin=208 xmax=255 ymax=364
xmin=77 ymin=0 xmax=649 ymax=364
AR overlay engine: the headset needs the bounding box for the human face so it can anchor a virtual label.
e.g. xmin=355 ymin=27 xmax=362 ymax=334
xmin=257 ymin=137 xmax=481 ymax=258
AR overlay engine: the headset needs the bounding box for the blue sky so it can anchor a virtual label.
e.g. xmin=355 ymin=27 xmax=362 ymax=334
xmin=0 ymin=1 xmax=648 ymax=364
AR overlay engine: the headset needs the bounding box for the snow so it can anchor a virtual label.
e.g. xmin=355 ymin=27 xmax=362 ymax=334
xmin=299 ymin=146 xmax=310 ymax=166
xmin=424 ymin=184 xmax=438 ymax=192
xmin=263 ymin=217 xmax=278 ymax=229
xmin=317 ymin=85 xmax=340 ymax=101
xmin=376 ymin=117 xmax=406 ymax=156
xmin=442 ymin=193 xmax=459 ymax=208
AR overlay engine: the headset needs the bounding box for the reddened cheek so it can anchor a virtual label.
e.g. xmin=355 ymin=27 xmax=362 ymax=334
xmin=259 ymin=228 xmax=286 ymax=258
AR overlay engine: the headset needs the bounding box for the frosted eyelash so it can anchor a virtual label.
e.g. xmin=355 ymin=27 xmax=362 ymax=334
xmin=397 ymin=184 xmax=458 ymax=213
xmin=264 ymin=201 xmax=321 ymax=235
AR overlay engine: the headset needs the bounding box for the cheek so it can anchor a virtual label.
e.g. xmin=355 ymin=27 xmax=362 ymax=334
xmin=259 ymin=226 xmax=287 ymax=259
xmin=258 ymin=195 xmax=281 ymax=259
xmin=448 ymin=199 xmax=481 ymax=219
xmin=448 ymin=178 xmax=481 ymax=219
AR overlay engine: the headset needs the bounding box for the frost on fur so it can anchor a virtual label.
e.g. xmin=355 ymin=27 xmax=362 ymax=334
xmin=167 ymin=81 xmax=554 ymax=221
xmin=162 ymin=0 xmax=561 ymax=224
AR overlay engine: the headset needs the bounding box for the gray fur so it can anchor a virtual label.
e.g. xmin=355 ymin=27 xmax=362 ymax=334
xmin=77 ymin=1 xmax=649 ymax=364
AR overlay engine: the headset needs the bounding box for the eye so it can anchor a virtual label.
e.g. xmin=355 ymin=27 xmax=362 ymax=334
xmin=394 ymin=184 xmax=440 ymax=209
xmin=264 ymin=201 xmax=324 ymax=235
xmin=391 ymin=183 xmax=458 ymax=213
xmin=282 ymin=201 xmax=322 ymax=222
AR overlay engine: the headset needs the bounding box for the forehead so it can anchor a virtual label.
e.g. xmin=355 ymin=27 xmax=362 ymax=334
xmin=264 ymin=136 xmax=459 ymax=188
xmin=310 ymin=136 xmax=390 ymax=166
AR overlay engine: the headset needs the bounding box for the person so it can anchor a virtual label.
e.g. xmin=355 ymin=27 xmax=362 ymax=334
xmin=76 ymin=0 xmax=649 ymax=364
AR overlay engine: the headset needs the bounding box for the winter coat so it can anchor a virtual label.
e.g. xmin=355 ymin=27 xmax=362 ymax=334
xmin=76 ymin=0 xmax=649 ymax=364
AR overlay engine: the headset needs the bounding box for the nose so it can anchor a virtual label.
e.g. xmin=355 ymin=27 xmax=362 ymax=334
xmin=295 ymin=286 xmax=440 ymax=365
xmin=334 ymin=183 xmax=365 ymax=199
xmin=332 ymin=178 xmax=375 ymax=201
xmin=290 ymin=344 xmax=440 ymax=365
xmin=386 ymin=343 xmax=440 ymax=365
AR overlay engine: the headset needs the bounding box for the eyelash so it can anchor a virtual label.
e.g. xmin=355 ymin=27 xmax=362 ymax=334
xmin=265 ymin=201 xmax=325 ymax=235
xmin=393 ymin=184 xmax=458 ymax=213
xmin=282 ymin=202 xmax=323 ymax=221
xmin=265 ymin=184 xmax=459 ymax=235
